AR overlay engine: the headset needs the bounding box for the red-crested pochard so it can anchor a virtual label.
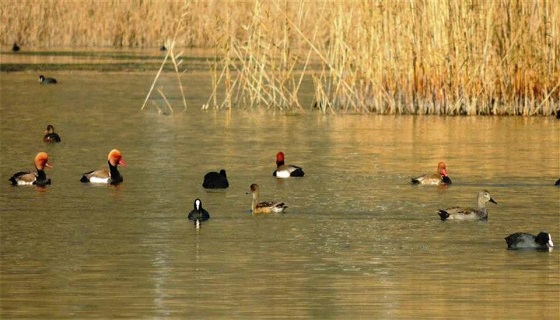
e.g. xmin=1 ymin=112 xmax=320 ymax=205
xmin=411 ymin=162 xmax=451 ymax=185
xmin=9 ymin=152 xmax=52 ymax=186
xmin=80 ymin=149 xmax=126 ymax=185
xmin=249 ymin=183 xmax=287 ymax=214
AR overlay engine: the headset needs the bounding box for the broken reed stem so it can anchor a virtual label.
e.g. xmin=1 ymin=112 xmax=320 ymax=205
xmin=157 ymin=87 xmax=174 ymax=114
xmin=141 ymin=44 xmax=171 ymax=111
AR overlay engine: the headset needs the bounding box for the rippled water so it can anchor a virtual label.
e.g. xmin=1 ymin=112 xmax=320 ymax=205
xmin=1 ymin=70 xmax=559 ymax=319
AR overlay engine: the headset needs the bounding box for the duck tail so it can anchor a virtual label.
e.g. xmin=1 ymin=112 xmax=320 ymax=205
xmin=411 ymin=178 xmax=421 ymax=184
xmin=437 ymin=210 xmax=450 ymax=221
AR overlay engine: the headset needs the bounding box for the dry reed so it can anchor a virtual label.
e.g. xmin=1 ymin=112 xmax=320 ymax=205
xmin=2 ymin=0 xmax=559 ymax=115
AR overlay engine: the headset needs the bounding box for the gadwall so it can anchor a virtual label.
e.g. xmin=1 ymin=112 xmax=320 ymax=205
xmin=437 ymin=190 xmax=497 ymax=221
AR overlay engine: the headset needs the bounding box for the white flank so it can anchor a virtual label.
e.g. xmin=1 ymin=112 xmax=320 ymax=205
xmin=276 ymin=170 xmax=291 ymax=178
xmin=89 ymin=176 xmax=111 ymax=184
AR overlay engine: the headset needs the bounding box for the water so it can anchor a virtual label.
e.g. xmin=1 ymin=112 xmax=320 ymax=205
xmin=1 ymin=69 xmax=559 ymax=319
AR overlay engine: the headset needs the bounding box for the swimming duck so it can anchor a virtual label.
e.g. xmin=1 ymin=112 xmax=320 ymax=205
xmin=505 ymin=232 xmax=554 ymax=251
xmin=273 ymin=152 xmax=304 ymax=178
xmin=39 ymin=75 xmax=57 ymax=84
xmin=249 ymin=183 xmax=287 ymax=214
xmin=80 ymin=149 xmax=126 ymax=185
xmin=9 ymin=152 xmax=52 ymax=186
xmin=187 ymin=198 xmax=211 ymax=228
xmin=411 ymin=162 xmax=452 ymax=185
xmin=12 ymin=43 xmax=20 ymax=52
xmin=437 ymin=190 xmax=497 ymax=221
xmin=43 ymin=124 xmax=61 ymax=143
xmin=202 ymin=169 xmax=229 ymax=189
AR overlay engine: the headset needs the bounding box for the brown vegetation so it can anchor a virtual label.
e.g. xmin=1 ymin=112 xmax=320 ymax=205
xmin=2 ymin=0 xmax=559 ymax=115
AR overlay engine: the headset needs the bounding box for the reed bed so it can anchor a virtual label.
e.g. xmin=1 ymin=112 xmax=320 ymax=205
xmin=2 ymin=0 xmax=559 ymax=115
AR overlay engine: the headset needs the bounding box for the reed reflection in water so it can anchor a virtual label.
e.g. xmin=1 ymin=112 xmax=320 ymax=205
xmin=0 ymin=72 xmax=558 ymax=319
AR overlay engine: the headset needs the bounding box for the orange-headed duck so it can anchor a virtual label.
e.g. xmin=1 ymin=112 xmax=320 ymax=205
xmin=411 ymin=161 xmax=451 ymax=185
xmin=273 ymin=152 xmax=304 ymax=178
xmin=80 ymin=149 xmax=126 ymax=185
xmin=202 ymin=169 xmax=229 ymax=189
xmin=9 ymin=152 xmax=52 ymax=186
xmin=505 ymin=232 xmax=553 ymax=251
xmin=43 ymin=125 xmax=61 ymax=143
xmin=437 ymin=190 xmax=497 ymax=221
xmin=39 ymin=75 xmax=57 ymax=84
xmin=249 ymin=183 xmax=287 ymax=214
xmin=187 ymin=198 xmax=210 ymax=229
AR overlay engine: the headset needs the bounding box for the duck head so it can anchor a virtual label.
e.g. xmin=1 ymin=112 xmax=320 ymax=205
xmin=108 ymin=149 xmax=126 ymax=167
xmin=437 ymin=162 xmax=449 ymax=177
xmin=34 ymin=152 xmax=52 ymax=170
xmin=276 ymin=152 xmax=285 ymax=167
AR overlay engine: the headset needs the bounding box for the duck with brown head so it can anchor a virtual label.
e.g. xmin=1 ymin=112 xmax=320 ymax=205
xmin=249 ymin=183 xmax=287 ymax=214
xmin=80 ymin=149 xmax=126 ymax=185
xmin=9 ymin=152 xmax=52 ymax=186
xmin=43 ymin=124 xmax=61 ymax=143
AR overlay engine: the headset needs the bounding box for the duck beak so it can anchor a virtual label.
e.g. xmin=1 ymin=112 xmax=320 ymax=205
xmin=118 ymin=159 xmax=127 ymax=167
xmin=44 ymin=161 xmax=53 ymax=168
xmin=489 ymin=198 xmax=497 ymax=204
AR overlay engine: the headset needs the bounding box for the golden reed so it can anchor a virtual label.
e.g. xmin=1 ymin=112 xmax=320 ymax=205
xmin=2 ymin=0 xmax=559 ymax=115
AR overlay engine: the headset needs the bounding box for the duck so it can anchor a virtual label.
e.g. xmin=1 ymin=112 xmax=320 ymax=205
xmin=273 ymin=152 xmax=304 ymax=178
xmin=187 ymin=198 xmax=210 ymax=228
xmin=80 ymin=149 xmax=126 ymax=185
xmin=43 ymin=124 xmax=61 ymax=143
xmin=249 ymin=183 xmax=287 ymax=214
xmin=411 ymin=161 xmax=452 ymax=185
xmin=39 ymin=75 xmax=57 ymax=84
xmin=437 ymin=190 xmax=497 ymax=221
xmin=505 ymin=232 xmax=554 ymax=251
xmin=9 ymin=152 xmax=52 ymax=186
xmin=202 ymin=169 xmax=229 ymax=189
xmin=12 ymin=43 xmax=20 ymax=52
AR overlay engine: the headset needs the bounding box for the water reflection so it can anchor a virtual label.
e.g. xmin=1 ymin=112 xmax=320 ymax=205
xmin=0 ymin=72 xmax=558 ymax=319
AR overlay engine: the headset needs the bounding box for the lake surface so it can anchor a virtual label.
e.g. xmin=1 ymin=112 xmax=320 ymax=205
xmin=1 ymin=67 xmax=559 ymax=319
